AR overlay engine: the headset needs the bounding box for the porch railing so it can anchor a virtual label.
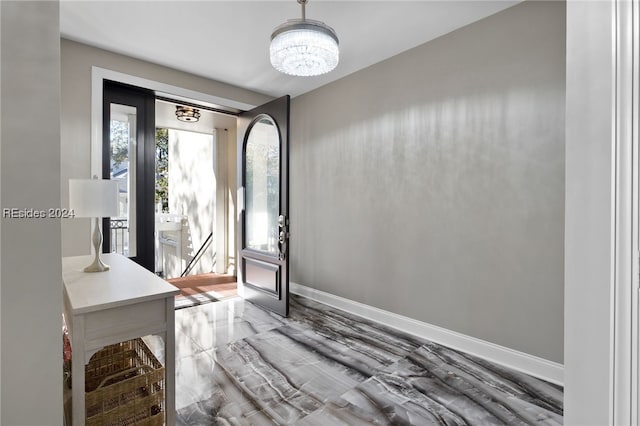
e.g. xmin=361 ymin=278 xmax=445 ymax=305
xmin=110 ymin=218 xmax=128 ymax=256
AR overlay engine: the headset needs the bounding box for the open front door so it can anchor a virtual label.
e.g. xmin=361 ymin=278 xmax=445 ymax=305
xmin=237 ymin=96 xmax=290 ymax=317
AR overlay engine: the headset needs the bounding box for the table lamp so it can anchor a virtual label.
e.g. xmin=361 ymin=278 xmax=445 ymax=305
xmin=69 ymin=176 xmax=119 ymax=272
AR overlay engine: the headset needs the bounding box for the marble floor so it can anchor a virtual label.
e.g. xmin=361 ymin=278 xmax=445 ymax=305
xmin=153 ymin=294 xmax=563 ymax=425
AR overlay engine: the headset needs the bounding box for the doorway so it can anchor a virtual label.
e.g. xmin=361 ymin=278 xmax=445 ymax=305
xmin=95 ymin=69 xmax=291 ymax=313
xmin=102 ymin=80 xmax=239 ymax=305
xmin=155 ymin=103 xmax=239 ymax=307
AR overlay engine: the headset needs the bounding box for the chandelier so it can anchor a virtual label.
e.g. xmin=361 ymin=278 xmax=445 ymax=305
xmin=270 ymin=0 xmax=339 ymax=77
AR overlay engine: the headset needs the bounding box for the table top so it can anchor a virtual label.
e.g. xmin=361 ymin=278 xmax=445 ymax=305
xmin=63 ymin=253 xmax=179 ymax=315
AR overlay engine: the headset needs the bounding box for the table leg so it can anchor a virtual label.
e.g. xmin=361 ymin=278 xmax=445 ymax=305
xmin=165 ymin=297 xmax=176 ymax=425
xmin=71 ymin=315 xmax=86 ymax=426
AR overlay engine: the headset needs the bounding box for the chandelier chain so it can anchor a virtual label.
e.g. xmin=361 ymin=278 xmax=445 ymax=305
xmin=298 ymin=0 xmax=307 ymax=21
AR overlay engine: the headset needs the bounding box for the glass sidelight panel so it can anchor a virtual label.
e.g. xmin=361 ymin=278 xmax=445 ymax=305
xmin=109 ymin=103 xmax=137 ymax=257
xmin=245 ymin=116 xmax=280 ymax=255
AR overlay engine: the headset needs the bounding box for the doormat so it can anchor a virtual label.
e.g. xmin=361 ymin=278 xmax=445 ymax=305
xmin=168 ymin=273 xmax=237 ymax=310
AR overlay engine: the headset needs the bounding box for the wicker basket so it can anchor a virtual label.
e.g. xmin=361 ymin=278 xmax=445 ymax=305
xmin=84 ymin=338 xmax=164 ymax=426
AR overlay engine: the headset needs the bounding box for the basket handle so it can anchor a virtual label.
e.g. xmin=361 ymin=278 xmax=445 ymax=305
xmin=95 ymin=365 xmax=154 ymax=390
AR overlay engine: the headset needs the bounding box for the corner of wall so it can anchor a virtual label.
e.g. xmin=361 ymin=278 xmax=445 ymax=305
xmin=1 ymin=1 xmax=63 ymax=423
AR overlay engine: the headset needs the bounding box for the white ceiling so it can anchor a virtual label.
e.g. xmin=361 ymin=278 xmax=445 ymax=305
xmin=60 ymin=1 xmax=520 ymax=100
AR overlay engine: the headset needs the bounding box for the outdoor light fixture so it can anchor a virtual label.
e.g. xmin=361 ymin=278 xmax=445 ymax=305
xmin=270 ymin=0 xmax=339 ymax=77
xmin=175 ymin=105 xmax=201 ymax=122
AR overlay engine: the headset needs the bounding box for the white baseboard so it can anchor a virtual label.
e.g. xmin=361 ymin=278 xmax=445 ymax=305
xmin=290 ymin=282 xmax=564 ymax=386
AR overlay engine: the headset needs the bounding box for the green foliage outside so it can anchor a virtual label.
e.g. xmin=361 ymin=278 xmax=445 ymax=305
xmin=156 ymin=128 xmax=169 ymax=212
xmin=109 ymin=122 xmax=170 ymax=214
xmin=110 ymin=120 xmax=129 ymax=169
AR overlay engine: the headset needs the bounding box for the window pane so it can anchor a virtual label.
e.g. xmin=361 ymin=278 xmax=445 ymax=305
xmin=245 ymin=117 xmax=279 ymax=255
xmin=109 ymin=103 xmax=137 ymax=257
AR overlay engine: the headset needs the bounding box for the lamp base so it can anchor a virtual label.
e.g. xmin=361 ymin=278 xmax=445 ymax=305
xmin=84 ymin=256 xmax=110 ymax=273
xmin=84 ymin=217 xmax=110 ymax=273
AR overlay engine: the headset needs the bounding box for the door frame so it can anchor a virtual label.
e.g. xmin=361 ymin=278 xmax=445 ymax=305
xmin=565 ymin=0 xmax=639 ymax=423
xmin=102 ymin=80 xmax=156 ymax=271
xmin=613 ymin=0 xmax=639 ymax=422
xmin=90 ymin=66 xmax=256 ymax=177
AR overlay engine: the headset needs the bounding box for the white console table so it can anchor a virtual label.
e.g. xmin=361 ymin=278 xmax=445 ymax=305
xmin=63 ymin=253 xmax=180 ymax=425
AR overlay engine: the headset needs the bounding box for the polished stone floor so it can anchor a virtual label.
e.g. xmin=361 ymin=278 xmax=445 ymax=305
xmin=155 ymin=294 xmax=563 ymax=425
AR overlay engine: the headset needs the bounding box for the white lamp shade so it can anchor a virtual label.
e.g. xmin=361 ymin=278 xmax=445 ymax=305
xmin=69 ymin=179 xmax=119 ymax=218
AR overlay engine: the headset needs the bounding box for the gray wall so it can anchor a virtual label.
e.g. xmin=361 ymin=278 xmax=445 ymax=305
xmin=290 ymin=1 xmax=565 ymax=362
xmin=1 ymin=1 xmax=63 ymax=423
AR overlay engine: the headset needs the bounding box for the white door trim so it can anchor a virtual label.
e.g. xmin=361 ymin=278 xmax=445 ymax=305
xmin=613 ymin=0 xmax=639 ymax=423
xmin=565 ymin=1 xmax=639 ymax=422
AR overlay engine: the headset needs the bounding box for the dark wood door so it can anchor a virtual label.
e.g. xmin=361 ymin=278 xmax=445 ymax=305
xmin=102 ymin=80 xmax=156 ymax=272
xmin=237 ymin=96 xmax=290 ymax=316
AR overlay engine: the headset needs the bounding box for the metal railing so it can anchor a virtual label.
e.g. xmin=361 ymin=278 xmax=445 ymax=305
xmin=110 ymin=218 xmax=129 ymax=256
xmin=181 ymin=232 xmax=213 ymax=277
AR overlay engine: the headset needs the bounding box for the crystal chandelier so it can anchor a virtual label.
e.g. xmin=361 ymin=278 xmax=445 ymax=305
xmin=270 ymin=0 xmax=339 ymax=77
